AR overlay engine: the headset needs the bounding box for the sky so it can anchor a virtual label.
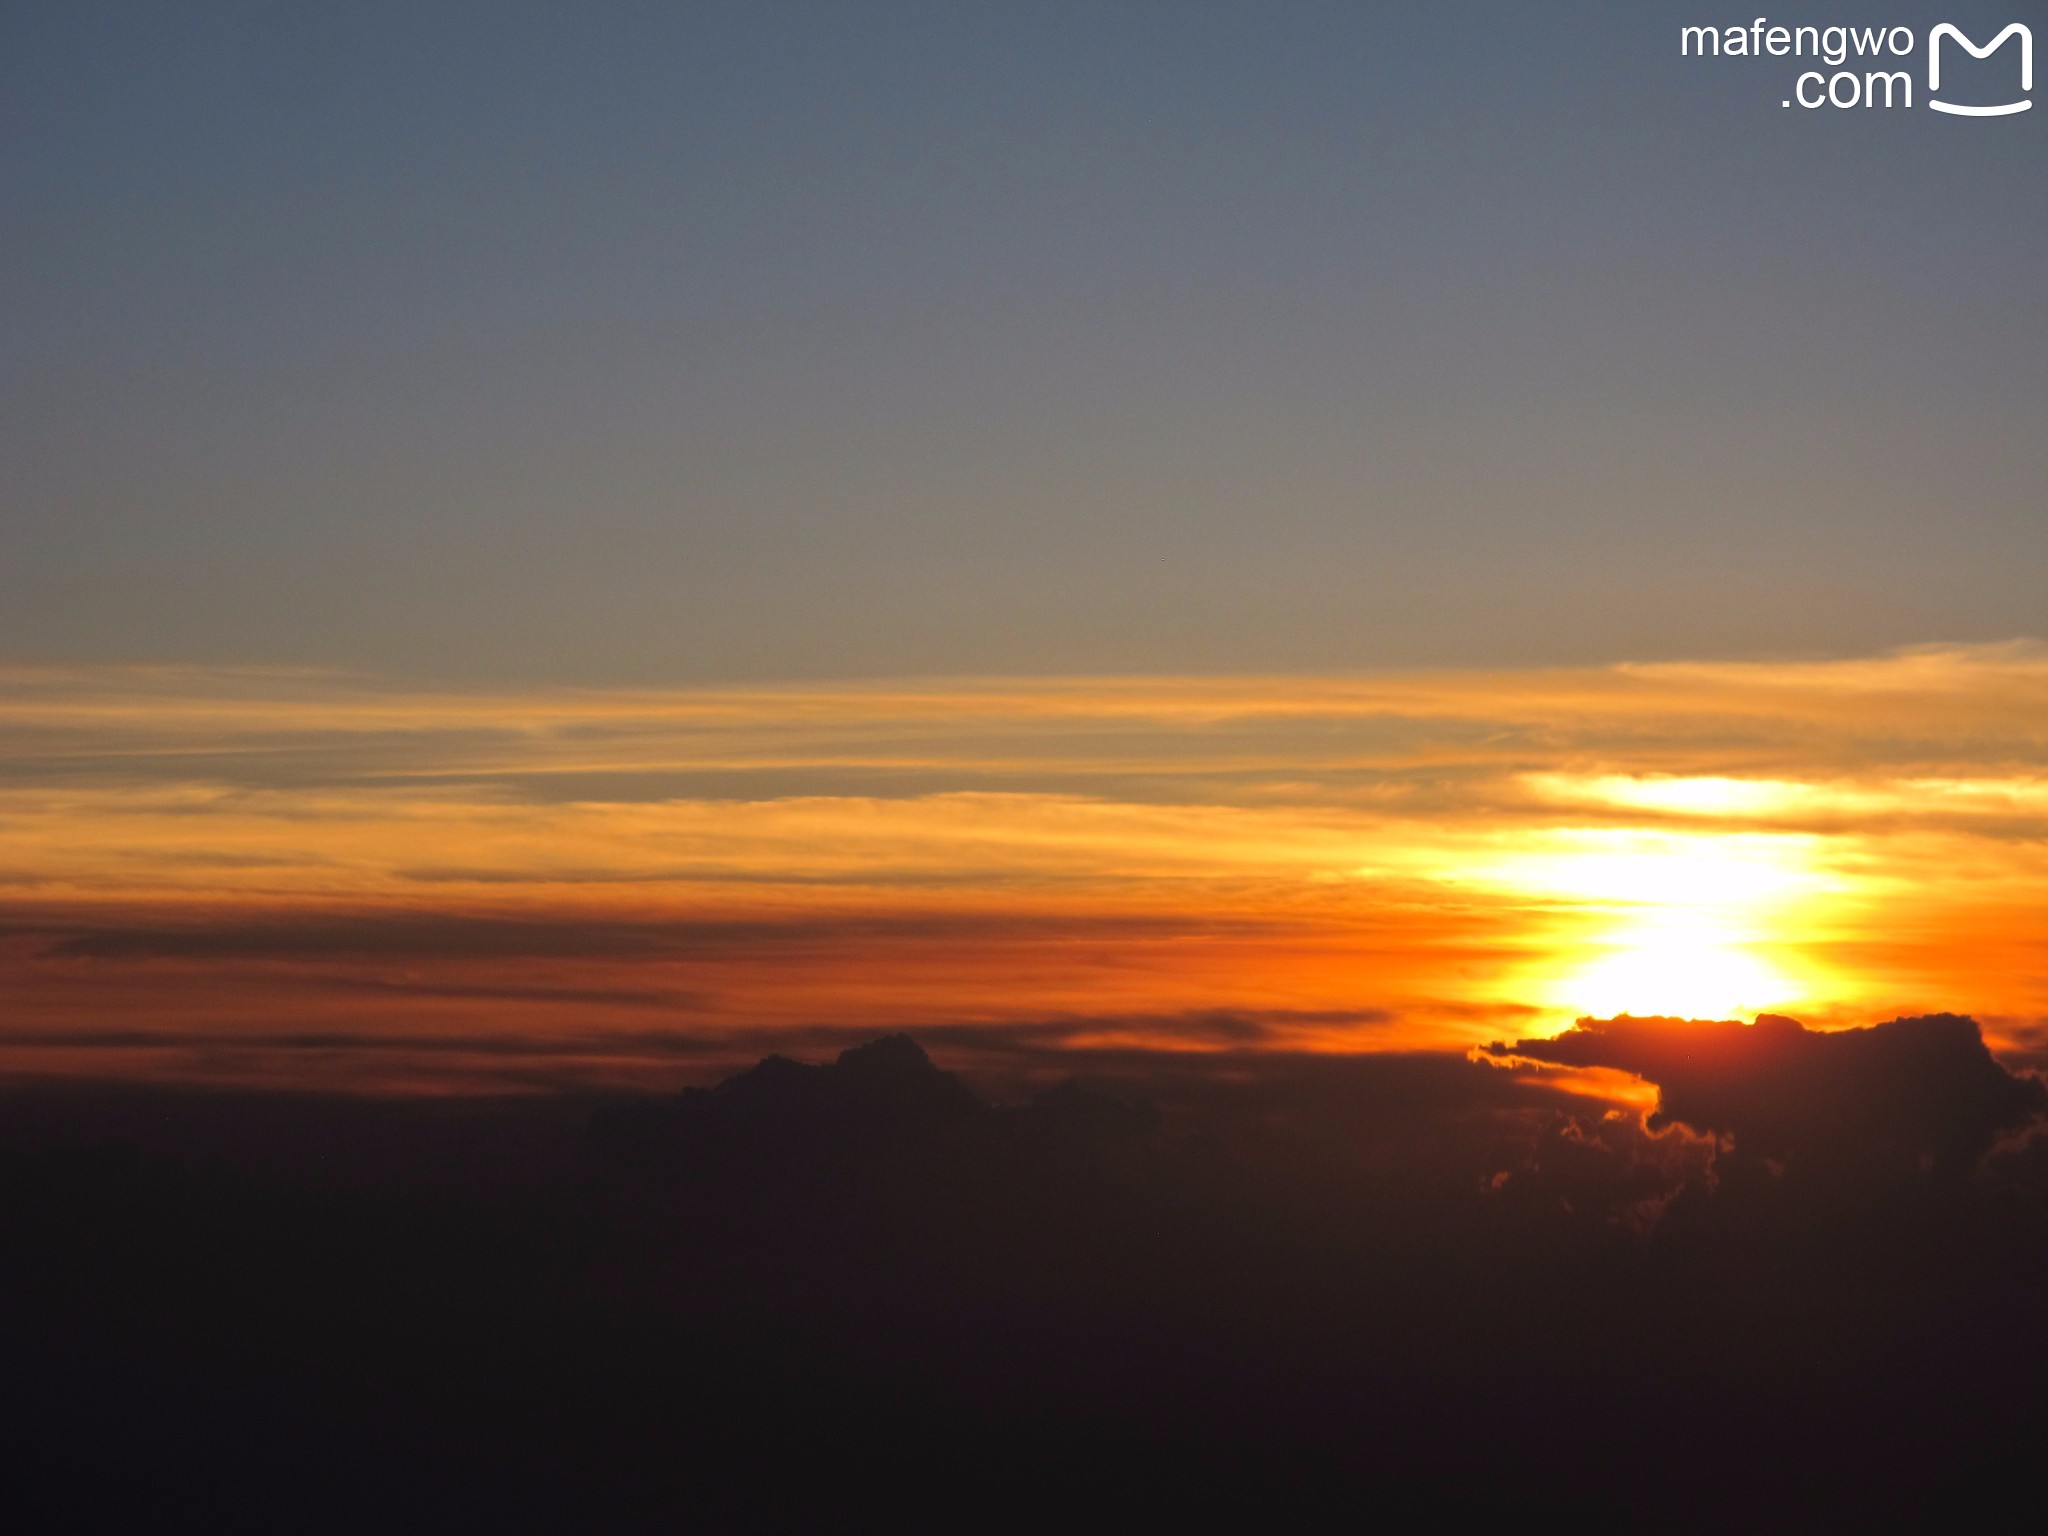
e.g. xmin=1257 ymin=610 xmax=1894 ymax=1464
xmin=4 ymin=645 xmax=2044 ymax=1090
xmin=2 ymin=3 xmax=2045 ymax=1089
xmin=5 ymin=1 xmax=2044 ymax=681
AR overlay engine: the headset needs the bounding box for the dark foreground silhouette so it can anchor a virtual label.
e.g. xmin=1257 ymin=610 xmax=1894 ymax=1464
xmin=4 ymin=1015 xmax=2046 ymax=1531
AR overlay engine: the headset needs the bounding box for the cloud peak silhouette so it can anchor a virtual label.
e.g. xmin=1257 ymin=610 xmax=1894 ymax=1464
xmin=1490 ymin=1012 xmax=2047 ymax=1176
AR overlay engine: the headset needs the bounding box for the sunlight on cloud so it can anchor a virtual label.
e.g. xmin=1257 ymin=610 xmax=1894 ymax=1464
xmin=1525 ymin=774 xmax=1815 ymax=818
xmin=1470 ymin=829 xmax=1833 ymax=908
xmin=0 ymin=645 xmax=2044 ymax=1087
xmin=1451 ymin=829 xmax=1836 ymax=1028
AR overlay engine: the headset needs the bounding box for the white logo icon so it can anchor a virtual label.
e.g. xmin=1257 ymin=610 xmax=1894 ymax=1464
xmin=1928 ymin=22 xmax=2032 ymax=115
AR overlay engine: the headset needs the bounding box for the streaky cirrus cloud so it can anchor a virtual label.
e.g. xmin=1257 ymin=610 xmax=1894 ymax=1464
xmin=1 ymin=643 xmax=2044 ymax=1091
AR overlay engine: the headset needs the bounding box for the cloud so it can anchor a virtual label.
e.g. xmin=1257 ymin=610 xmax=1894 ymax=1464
xmin=0 ymin=1004 xmax=1464 ymax=1097
xmin=2 ymin=647 xmax=2046 ymax=1090
xmin=7 ymin=1027 xmax=2046 ymax=1525
xmin=1489 ymin=1012 xmax=2048 ymax=1177
xmin=5 ymin=643 xmax=2048 ymax=801
xmin=29 ymin=909 xmax=1215 ymax=963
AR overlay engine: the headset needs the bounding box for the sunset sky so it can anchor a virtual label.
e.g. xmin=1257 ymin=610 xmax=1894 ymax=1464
xmin=4 ymin=644 xmax=2044 ymax=1090
xmin=4 ymin=2 xmax=2045 ymax=1093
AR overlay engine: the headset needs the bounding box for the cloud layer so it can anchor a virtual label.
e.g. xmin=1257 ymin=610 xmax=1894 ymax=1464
xmin=3 ymin=644 xmax=2044 ymax=1089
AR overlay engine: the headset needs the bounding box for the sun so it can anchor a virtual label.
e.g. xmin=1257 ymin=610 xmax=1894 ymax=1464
xmin=1471 ymin=828 xmax=1826 ymax=1024
xmin=1553 ymin=913 xmax=1796 ymax=1021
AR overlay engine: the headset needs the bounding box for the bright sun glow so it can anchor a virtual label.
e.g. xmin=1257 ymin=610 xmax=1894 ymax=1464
xmin=1554 ymin=914 xmax=1798 ymax=1020
xmin=1468 ymin=829 xmax=1827 ymax=1023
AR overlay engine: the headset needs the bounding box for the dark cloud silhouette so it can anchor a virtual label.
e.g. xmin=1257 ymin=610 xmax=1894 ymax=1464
xmin=1489 ymin=1012 xmax=2048 ymax=1179
xmin=5 ymin=1029 xmax=2048 ymax=1531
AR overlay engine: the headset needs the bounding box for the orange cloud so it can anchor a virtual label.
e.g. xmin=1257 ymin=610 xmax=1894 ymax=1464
xmin=2 ymin=645 xmax=2043 ymax=1090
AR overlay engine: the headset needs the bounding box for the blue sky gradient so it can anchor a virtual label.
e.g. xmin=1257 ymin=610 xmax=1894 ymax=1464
xmin=4 ymin=1 xmax=2043 ymax=681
